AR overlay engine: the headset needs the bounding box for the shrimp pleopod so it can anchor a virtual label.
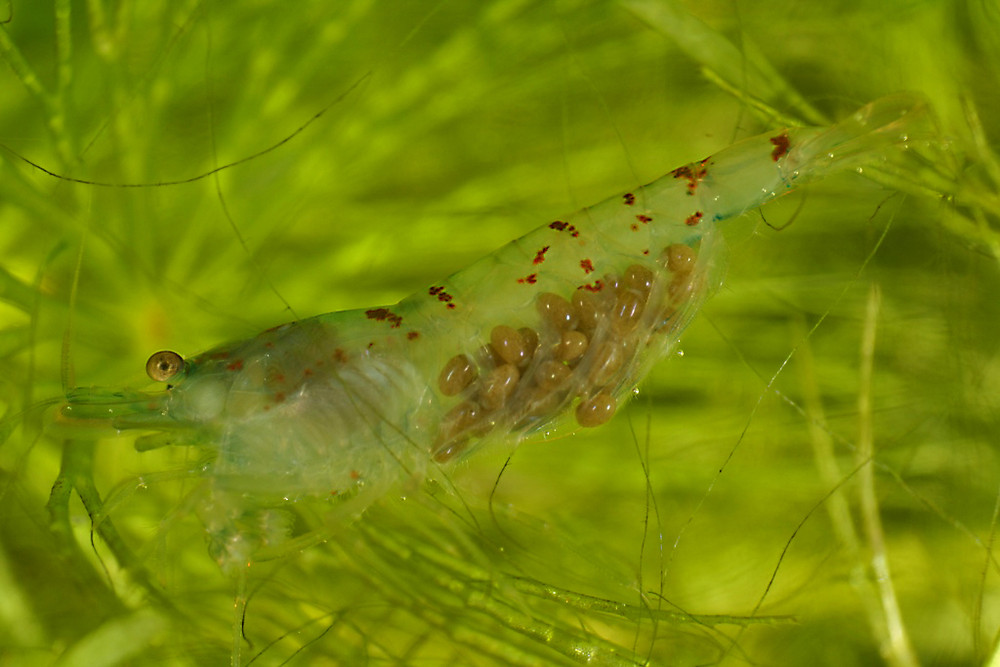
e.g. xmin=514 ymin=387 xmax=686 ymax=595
xmin=59 ymin=93 xmax=934 ymax=569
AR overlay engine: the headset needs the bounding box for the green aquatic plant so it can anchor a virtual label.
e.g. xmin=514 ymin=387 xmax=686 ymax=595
xmin=1 ymin=1 xmax=998 ymax=665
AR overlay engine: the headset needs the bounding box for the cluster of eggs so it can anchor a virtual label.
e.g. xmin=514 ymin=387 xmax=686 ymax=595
xmin=432 ymin=243 xmax=699 ymax=462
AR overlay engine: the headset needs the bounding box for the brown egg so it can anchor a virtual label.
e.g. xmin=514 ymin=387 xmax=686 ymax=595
xmin=624 ymin=264 xmax=655 ymax=295
xmin=611 ymin=290 xmax=645 ymax=333
xmin=438 ymin=354 xmax=477 ymax=396
xmin=662 ymin=243 xmax=697 ymax=275
xmin=479 ymin=364 xmax=520 ymax=411
xmin=536 ymin=359 xmax=572 ymax=391
xmin=438 ymin=400 xmax=482 ymax=443
xmin=572 ymin=290 xmax=602 ymax=333
xmin=518 ymin=326 xmax=540 ymax=366
xmin=536 ymin=292 xmax=578 ymax=331
xmin=556 ymin=331 xmax=589 ymax=362
xmin=490 ymin=325 xmax=526 ymax=365
xmin=576 ymin=391 xmax=616 ymax=427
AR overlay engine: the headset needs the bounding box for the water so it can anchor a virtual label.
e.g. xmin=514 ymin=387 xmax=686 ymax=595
xmin=1 ymin=1 xmax=998 ymax=664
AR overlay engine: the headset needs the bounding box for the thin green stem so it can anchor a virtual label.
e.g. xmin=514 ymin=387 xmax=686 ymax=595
xmin=857 ymin=285 xmax=918 ymax=667
xmin=795 ymin=316 xmax=892 ymax=653
xmin=54 ymin=0 xmax=72 ymax=95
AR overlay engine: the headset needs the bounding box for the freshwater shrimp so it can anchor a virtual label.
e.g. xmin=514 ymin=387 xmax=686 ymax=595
xmin=58 ymin=93 xmax=934 ymax=570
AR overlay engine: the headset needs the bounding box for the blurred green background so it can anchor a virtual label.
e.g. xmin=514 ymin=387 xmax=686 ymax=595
xmin=1 ymin=1 xmax=999 ymax=665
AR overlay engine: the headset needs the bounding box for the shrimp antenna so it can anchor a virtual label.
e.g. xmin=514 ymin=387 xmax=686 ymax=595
xmin=0 ymin=71 xmax=372 ymax=188
xmin=758 ymin=191 xmax=809 ymax=232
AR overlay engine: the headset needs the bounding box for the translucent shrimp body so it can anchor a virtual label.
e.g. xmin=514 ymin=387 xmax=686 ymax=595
xmin=60 ymin=94 xmax=931 ymax=560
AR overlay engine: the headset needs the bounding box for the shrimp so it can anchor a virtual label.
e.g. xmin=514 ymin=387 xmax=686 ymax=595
xmin=58 ymin=93 xmax=934 ymax=570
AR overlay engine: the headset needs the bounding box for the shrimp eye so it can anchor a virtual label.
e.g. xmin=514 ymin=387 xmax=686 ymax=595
xmin=146 ymin=350 xmax=184 ymax=382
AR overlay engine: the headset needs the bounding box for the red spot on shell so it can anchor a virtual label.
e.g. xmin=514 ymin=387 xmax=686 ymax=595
xmin=549 ymin=220 xmax=580 ymax=238
xmin=580 ymin=259 xmax=595 ymax=274
xmin=407 ymin=331 xmax=419 ymax=340
xmin=264 ymin=341 xmax=274 ymax=349
xmin=579 ymin=280 xmax=604 ymax=293
xmin=533 ymin=245 xmax=550 ymax=265
xmin=226 ymin=360 xmax=244 ymax=372
xmin=303 ymin=368 xmax=314 ymax=377
xmin=274 ymin=392 xmax=286 ymax=404
xmin=365 ymin=308 xmax=403 ymax=328
xmin=623 ymin=193 xmax=635 ymax=206
xmin=272 ymin=373 xmax=285 ymax=383
xmin=333 ymin=349 xmax=347 ymax=363
xmin=517 ymin=273 xmax=539 ymax=285
xmin=350 ymin=470 xmax=360 ymax=480
xmin=630 ymin=223 xmax=639 ymax=232
xmin=636 ymin=214 xmax=652 ymax=224
xmin=770 ymin=132 xmax=791 ymax=161
xmin=672 ymin=159 xmax=709 ymax=195
xmin=685 ymin=211 xmax=703 ymax=226
xmin=428 ymin=285 xmax=455 ymax=309
xmin=429 ymin=285 xmax=451 ymax=300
